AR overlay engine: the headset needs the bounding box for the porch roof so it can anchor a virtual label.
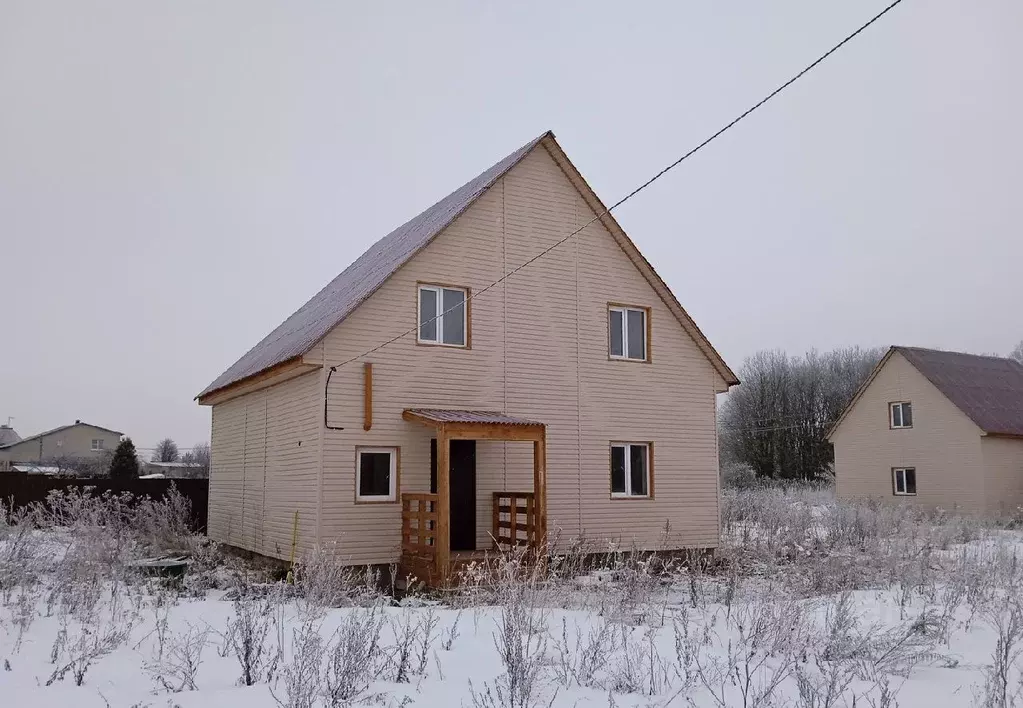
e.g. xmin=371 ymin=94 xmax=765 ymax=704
xmin=402 ymin=408 xmax=546 ymax=441
xmin=403 ymin=408 xmax=543 ymax=426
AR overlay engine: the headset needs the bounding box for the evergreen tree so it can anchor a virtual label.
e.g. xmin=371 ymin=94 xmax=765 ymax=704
xmin=109 ymin=438 xmax=140 ymax=479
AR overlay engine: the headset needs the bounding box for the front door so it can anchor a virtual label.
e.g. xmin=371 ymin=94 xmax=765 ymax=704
xmin=431 ymin=439 xmax=477 ymax=551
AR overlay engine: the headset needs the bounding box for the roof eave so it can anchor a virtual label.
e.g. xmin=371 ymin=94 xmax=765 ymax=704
xmin=538 ymin=134 xmax=739 ymax=387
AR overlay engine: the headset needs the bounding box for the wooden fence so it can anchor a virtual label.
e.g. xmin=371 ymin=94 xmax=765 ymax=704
xmin=0 ymin=473 xmax=209 ymax=531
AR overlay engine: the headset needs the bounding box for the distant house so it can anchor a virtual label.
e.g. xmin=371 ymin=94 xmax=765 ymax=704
xmin=0 ymin=420 xmax=124 ymax=467
xmin=196 ymin=132 xmax=738 ymax=586
xmin=0 ymin=424 xmax=21 ymax=447
xmin=141 ymin=460 xmax=206 ymax=479
xmin=828 ymin=347 xmax=1023 ymax=515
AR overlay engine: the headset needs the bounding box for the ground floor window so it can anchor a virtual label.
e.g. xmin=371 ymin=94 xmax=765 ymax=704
xmin=610 ymin=442 xmax=651 ymax=498
xmin=892 ymin=467 xmax=916 ymax=496
xmin=356 ymin=447 xmax=399 ymax=502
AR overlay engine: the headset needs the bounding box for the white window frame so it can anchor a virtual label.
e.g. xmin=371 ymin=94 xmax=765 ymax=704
xmin=608 ymin=305 xmax=648 ymax=361
xmin=890 ymin=401 xmax=913 ymax=429
xmin=417 ymin=284 xmax=468 ymax=347
xmin=91 ymin=438 xmax=104 ymax=451
xmin=356 ymin=447 xmax=398 ymax=503
xmin=610 ymin=442 xmax=651 ymax=498
xmin=892 ymin=467 xmax=916 ymax=496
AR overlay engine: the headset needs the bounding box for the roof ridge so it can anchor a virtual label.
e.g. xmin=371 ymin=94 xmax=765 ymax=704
xmin=895 ymin=345 xmax=1019 ymax=364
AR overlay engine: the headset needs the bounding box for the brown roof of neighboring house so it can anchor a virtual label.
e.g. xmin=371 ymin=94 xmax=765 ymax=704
xmin=198 ymin=132 xmax=738 ymax=401
xmin=895 ymin=346 xmax=1023 ymax=437
xmin=0 ymin=421 xmax=123 ymax=449
xmin=829 ymin=346 xmax=1023 ymax=440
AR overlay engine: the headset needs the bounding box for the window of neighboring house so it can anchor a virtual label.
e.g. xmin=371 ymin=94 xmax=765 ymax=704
xmin=418 ymin=284 xmax=468 ymax=347
xmin=610 ymin=442 xmax=652 ymax=498
xmin=609 ymin=305 xmax=648 ymax=361
xmin=91 ymin=439 xmax=104 ymax=451
xmin=356 ymin=447 xmax=399 ymax=503
xmin=890 ymin=401 xmax=913 ymax=429
xmin=892 ymin=467 xmax=917 ymax=496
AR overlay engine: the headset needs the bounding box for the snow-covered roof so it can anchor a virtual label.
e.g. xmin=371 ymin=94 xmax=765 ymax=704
xmin=10 ymin=464 xmax=63 ymax=475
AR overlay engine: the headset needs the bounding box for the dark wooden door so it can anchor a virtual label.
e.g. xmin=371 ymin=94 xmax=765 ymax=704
xmin=431 ymin=439 xmax=477 ymax=552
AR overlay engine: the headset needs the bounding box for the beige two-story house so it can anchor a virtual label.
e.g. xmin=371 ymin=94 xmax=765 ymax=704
xmin=197 ymin=132 xmax=738 ymax=585
xmin=829 ymin=346 xmax=1023 ymax=515
xmin=0 ymin=420 xmax=124 ymax=467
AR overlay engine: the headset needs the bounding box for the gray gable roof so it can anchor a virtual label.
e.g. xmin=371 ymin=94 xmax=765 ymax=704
xmin=199 ymin=132 xmax=549 ymax=398
xmin=895 ymin=346 xmax=1023 ymax=437
xmin=0 ymin=422 xmax=123 ymax=450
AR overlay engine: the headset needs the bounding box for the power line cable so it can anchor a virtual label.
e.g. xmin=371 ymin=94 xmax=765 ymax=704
xmin=324 ymin=0 xmax=906 ymax=429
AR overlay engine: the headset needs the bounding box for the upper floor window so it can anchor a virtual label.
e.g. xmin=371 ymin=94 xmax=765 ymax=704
xmin=609 ymin=304 xmax=648 ymax=361
xmin=610 ymin=442 xmax=652 ymax=498
xmin=890 ymin=401 xmax=913 ymax=429
xmin=91 ymin=439 xmax=104 ymax=450
xmin=418 ymin=284 xmax=468 ymax=347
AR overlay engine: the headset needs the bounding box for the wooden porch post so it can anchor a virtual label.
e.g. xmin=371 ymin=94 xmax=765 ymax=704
xmin=533 ymin=430 xmax=547 ymax=548
xmin=436 ymin=426 xmax=450 ymax=586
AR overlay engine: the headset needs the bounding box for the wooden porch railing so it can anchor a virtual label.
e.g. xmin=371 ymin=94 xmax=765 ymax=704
xmin=400 ymin=492 xmax=439 ymax=585
xmin=401 ymin=492 xmax=439 ymax=553
xmin=492 ymin=491 xmax=537 ymax=549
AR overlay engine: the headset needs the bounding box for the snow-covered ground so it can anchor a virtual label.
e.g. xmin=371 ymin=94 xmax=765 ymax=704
xmin=3 ymin=485 xmax=1023 ymax=707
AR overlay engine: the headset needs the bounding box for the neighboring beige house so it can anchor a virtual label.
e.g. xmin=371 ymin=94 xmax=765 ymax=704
xmin=829 ymin=346 xmax=1023 ymax=515
xmin=197 ymin=132 xmax=738 ymax=585
xmin=0 ymin=420 xmax=123 ymax=468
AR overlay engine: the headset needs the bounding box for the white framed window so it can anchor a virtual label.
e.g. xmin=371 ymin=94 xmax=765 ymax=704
xmin=892 ymin=467 xmax=916 ymax=496
xmin=890 ymin=401 xmax=913 ymax=429
xmin=610 ymin=442 xmax=651 ymax=498
xmin=356 ymin=447 xmax=399 ymax=503
xmin=609 ymin=305 xmax=648 ymax=361
xmin=91 ymin=439 xmax=104 ymax=451
xmin=418 ymin=284 xmax=468 ymax=347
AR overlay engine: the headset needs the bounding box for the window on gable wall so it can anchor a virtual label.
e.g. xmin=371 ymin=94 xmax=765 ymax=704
xmin=892 ymin=467 xmax=916 ymax=495
xmin=610 ymin=442 xmax=651 ymax=498
xmin=91 ymin=439 xmax=104 ymax=451
xmin=418 ymin=284 xmax=467 ymax=347
xmin=890 ymin=401 xmax=913 ymax=429
xmin=609 ymin=305 xmax=648 ymax=361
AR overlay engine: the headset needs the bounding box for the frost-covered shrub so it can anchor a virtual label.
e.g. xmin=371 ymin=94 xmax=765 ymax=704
xmin=292 ymin=541 xmax=384 ymax=609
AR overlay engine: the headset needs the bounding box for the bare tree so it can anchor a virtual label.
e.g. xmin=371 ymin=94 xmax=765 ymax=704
xmin=181 ymin=442 xmax=211 ymax=478
xmin=1011 ymin=340 xmax=1023 ymax=365
xmin=719 ymin=346 xmax=883 ymax=481
xmin=152 ymin=438 xmax=180 ymax=463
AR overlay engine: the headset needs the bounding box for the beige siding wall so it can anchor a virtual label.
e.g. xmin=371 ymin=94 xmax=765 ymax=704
xmin=981 ymin=437 xmax=1023 ymax=516
xmin=315 ymin=145 xmax=722 ymax=565
xmin=208 ymin=370 xmax=320 ymax=558
xmin=0 ymin=425 xmax=121 ymax=463
xmin=832 ymin=352 xmax=986 ymax=512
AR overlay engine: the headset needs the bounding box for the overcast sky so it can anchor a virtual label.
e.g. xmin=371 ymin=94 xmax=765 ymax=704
xmin=2 ymin=0 xmax=1020 ymax=451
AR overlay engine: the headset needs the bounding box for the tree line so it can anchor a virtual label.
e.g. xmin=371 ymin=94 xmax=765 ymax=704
xmin=719 ymin=346 xmax=883 ymax=481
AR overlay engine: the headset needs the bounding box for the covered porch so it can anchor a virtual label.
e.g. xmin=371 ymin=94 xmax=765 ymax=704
xmin=398 ymin=408 xmax=547 ymax=588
